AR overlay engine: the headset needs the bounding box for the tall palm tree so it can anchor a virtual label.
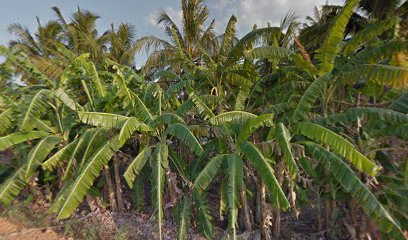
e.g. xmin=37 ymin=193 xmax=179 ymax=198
xmin=299 ymin=4 xmax=366 ymax=55
xmin=359 ymin=0 xmax=401 ymax=20
xmin=8 ymin=18 xmax=63 ymax=58
xmin=51 ymin=6 xmax=108 ymax=63
xmin=106 ymin=23 xmax=139 ymax=67
xmin=136 ymin=0 xmax=216 ymax=74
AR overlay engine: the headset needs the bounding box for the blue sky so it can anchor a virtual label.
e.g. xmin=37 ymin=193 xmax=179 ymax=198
xmin=0 ymin=0 xmax=343 ymax=65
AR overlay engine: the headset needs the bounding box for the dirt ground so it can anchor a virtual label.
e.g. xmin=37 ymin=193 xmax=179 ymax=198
xmin=0 ymin=207 xmax=325 ymax=240
xmin=0 ymin=218 xmax=63 ymax=240
xmin=0 ymin=197 xmax=350 ymax=240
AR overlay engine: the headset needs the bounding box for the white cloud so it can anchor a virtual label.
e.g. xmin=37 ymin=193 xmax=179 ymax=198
xmin=209 ymin=0 xmax=344 ymax=35
xmin=146 ymin=7 xmax=183 ymax=29
xmin=146 ymin=12 xmax=159 ymax=27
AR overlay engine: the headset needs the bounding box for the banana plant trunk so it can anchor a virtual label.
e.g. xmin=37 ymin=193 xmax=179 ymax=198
xmin=165 ymin=168 xmax=177 ymax=206
xmin=240 ymin=183 xmax=253 ymax=231
xmin=104 ymin=165 xmax=117 ymax=212
xmin=253 ymin=175 xmax=269 ymax=239
xmin=272 ymin=164 xmax=284 ymax=238
xmin=262 ymin=182 xmax=270 ymax=240
xmin=113 ymin=155 xmax=125 ymax=212
xmin=324 ymin=184 xmax=334 ymax=228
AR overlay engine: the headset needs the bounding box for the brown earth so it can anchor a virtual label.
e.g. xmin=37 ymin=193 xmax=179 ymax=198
xmin=0 ymin=218 xmax=64 ymax=240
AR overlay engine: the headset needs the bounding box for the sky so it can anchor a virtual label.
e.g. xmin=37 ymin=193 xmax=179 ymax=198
xmin=0 ymin=0 xmax=344 ymax=65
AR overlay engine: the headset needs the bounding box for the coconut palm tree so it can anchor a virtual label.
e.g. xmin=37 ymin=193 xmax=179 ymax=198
xmin=135 ymin=0 xmax=216 ymax=74
xmin=106 ymin=23 xmax=140 ymax=67
xmin=359 ymin=0 xmax=401 ymax=20
xmin=299 ymin=4 xmax=366 ymax=55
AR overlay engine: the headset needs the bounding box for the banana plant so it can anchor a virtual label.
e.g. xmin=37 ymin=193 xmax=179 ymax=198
xmin=68 ymin=65 xmax=205 ymax=240
xmin=0 ymin=48 xmax=79 ymax=206
xmin=239 ymin=2 xmax=405 ymax=238
xmin=0 ymin=47 xmax=129 ymax=213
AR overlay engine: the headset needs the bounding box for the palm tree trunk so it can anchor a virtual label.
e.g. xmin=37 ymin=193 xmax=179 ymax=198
xmin=104 ymin=165 xmax=117 ymax=212
xmin=113 ymin=156 xmax=125 ymax=212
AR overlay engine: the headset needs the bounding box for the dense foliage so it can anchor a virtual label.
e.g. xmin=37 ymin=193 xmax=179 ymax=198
xmin=0 ymin=0 xmax=407 ymax=239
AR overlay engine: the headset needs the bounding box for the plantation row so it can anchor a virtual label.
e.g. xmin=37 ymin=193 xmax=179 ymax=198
xmin=0 ymin=0 xmax=407 ymax=239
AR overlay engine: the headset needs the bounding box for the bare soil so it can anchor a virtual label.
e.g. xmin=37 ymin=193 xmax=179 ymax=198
xmin=0 ymin=218 xmax=63 ymax=240
xmin=0 ymin=197 xmax=340 ymax=240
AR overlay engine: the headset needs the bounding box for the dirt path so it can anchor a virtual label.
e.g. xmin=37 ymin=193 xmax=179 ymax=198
xmin=0 ymin=218 xmax=63 ymax=240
